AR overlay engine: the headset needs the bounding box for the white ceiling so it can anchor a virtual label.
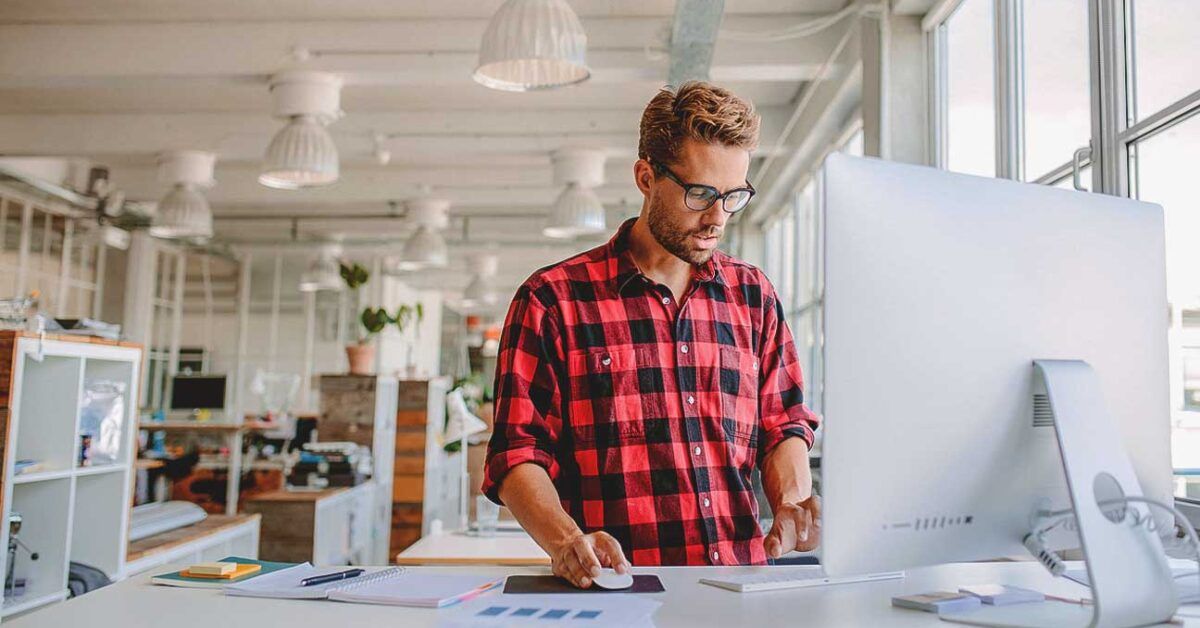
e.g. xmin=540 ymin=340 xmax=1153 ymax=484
xmin=0 ymin=0 xmax=856 ymax=312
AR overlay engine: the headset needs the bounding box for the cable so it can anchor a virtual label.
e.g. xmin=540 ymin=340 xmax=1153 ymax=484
xmin=1026 ymin=496 xmax=1200 ymax=600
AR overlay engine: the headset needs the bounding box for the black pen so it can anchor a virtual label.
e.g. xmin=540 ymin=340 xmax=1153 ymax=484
xmin=300 ymin=568 xmax=365 ymax=587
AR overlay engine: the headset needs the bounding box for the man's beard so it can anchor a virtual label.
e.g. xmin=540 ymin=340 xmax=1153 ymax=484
xmin=646 ymin=197 xmax=722 ymax=265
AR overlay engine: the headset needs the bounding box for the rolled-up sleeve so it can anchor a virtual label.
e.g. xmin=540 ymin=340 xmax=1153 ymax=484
xmin=756 ymin=279 xmax=820 ymax=464
xmin=482 ymin=281 xmax=565 ymax=505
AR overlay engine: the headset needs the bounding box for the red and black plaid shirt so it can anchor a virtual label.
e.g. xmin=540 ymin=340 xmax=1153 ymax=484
xmin=483 ymin=218 xmax=819 ymax=566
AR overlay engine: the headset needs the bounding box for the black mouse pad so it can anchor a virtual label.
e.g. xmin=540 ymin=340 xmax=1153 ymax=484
xmin=503 ymin=575 xmax=665 ymax=594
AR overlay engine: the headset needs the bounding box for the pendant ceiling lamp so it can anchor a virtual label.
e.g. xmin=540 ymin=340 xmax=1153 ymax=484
xmin=150 ymin=150 xmax=216 ymax=241
xmin=259 ymin=71 xmax=343 ymax=190
xmin=473 ymin=0 xmax=591 ymax=92
xmin=298 ymin=243 xmax=344 ymax=293
xmin=544 ymin=148 xmax=606 ymax=239
xmin=395 ymin=198 xmax=451 ymax=272
xmin=461 ymin=253 xmax=500 ymax=309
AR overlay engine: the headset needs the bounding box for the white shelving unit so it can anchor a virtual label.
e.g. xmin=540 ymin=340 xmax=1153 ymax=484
xmin=0 ymin=332 xmax=141 ymax=619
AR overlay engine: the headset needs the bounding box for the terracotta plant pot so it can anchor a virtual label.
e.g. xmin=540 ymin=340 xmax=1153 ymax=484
xmin=345 ymin=343 xmax=375 ymax=375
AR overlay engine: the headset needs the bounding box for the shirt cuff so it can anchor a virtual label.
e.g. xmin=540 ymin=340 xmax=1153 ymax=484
xmin=758 ymin=421 xmax=815 ymax=466
xmin=482 ymin=443 xmax=558 ymax=506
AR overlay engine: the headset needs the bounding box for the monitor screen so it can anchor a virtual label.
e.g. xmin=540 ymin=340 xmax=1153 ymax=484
xmin=169 ymin=376 xmax=227 ymax=410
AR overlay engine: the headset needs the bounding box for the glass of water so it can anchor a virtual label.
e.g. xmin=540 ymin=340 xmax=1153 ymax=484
xmin=475 ymin=495 xmax=499 ymax=537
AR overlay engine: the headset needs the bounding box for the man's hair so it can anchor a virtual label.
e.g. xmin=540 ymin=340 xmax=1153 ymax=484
xmin=637 ymin=81 xmax=761 ymax=166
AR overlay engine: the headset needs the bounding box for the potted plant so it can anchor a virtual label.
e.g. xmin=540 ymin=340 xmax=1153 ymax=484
xmin=340 ymin=261 xmax=378 ymax=375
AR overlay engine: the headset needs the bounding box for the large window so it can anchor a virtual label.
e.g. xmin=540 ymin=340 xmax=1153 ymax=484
xmin=928 ymin=0 xmax=1200 ymax=496
xmin=1129 ymin=0 xmax=1200 ymax=122
xmin=943 ymin=0 xmax=996 ymax=177
xmin=1132 ymin=114 xmax=1200 ymax=479
xmin=1023 ymin=0 xmax=1091 ymax=181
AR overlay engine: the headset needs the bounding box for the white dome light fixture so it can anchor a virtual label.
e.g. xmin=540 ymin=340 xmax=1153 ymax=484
xmin=461 ymin=253 xmax=500 ymax=309
xmin=150 ymin=150 xmax=216 ymax=241
xmin=298 ymin=243 xmax=345 ymax=293
xmin=395 ymin=198 xmax=451 ymax=272
xmin=474 ymin=0 xmax=591 ymax=92
xmin=259 ymin=71 xmax=343 ymax=190
xmin=544 ymin=148 xmax=607 ymax=239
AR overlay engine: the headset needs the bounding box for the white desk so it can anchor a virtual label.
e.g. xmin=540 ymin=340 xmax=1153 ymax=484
xmin=8 ymin=561 xmax=1194 ymax=627
xmin=396 ymin=530 xmax=550 ymax=566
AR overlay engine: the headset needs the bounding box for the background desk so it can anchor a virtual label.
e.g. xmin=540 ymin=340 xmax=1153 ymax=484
xmin=395 ymin=529 xmax=550 ymax=566
xmin=10 ymin=561 xmax=1192 ymax=627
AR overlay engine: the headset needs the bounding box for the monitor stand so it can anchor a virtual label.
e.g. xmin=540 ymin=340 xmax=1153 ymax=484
xmin=942 ymin=360 xmax=1176 ymax=628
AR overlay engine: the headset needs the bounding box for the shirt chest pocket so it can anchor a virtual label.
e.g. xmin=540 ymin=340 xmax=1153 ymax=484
xmin=566 ymin=348 xmax=647 ymax=476
xmin=718 ymin=345 xmax=760 ymax=466
xmin=566 ymin=348 xmax=646 ymax=446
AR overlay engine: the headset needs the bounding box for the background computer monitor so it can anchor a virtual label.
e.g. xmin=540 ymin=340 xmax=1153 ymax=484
xmin=818 ymin=153 xmax=1171 ymax=576
xmin=169 ymin=375 xmax=228 ymax=411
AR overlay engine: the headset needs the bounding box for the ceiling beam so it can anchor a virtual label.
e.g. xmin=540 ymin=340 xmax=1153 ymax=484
xmin=667 ymin=0 xmax=726 ymax=85
xmin=0 ymin=108 xmax=789 ymax=159
xmin=0 ymin=16 xmax=840 ymax=89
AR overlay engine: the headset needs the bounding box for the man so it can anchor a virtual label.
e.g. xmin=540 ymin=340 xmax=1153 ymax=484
xmin=483 ymin=81 xmax=821 ymax=588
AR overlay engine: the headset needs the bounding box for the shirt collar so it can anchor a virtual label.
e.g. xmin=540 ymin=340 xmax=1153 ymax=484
xmin=607 ymin=218 xmax=726 ymax=296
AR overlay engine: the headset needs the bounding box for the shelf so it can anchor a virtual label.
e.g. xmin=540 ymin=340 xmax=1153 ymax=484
xmin=1 ymin=589 xmax=68 ymax=618
xmin=12 ymin=468 xmax=73 ymax=484
xmin=139 ymin=420 xmax=280 ymax=433
xmin=74 ymin=464 xmax=126 ymax=478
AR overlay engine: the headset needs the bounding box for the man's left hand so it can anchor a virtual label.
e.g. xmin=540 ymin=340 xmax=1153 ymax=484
xmin=764 ymin=495 xmax=821 ymax=559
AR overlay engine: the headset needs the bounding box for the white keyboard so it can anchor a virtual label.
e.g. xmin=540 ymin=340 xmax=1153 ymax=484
xmin=699 ymin=567 xmax=904 ymax=593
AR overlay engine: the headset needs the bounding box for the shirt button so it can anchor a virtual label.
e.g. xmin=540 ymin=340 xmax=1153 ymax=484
xmin=687 ymin=395 xmax=695 ymax=405
xmin=693 ymin=446 xmax=701 ymax=456
xmin=703 ymin=497 xmax=711 ymax=507
xmin=601 ymin=357 xmax=611 ymax=366
xmin=712 ymin=551 xmax=720 ymax=562
xmin=680 ymin=344 xmax=689 ymax=354
xmin=752 ymin=361 xmax=758 ymax=370
xmin=662 ymin=297 xmax=671 ymax=305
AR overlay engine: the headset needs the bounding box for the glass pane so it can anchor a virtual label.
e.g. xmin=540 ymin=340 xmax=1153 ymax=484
xmin=780 ymin=208 xmax=795 ymax=307
xmin=945 ymin=0 xmax=996 ymax=177
xmin=1129 ymin=113 xmax=1200 ymax=489
xmin=840 ymin=128 xmax=865 ymax=157
xmin=1129 ymin=0 xmax=1200 ymax=121
xmin=1024 ymin=0 xmax=1091 ymax=180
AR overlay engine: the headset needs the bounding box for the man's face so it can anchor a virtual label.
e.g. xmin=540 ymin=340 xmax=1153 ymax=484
xmin=643 ymin=139 xmax=751 ymax=265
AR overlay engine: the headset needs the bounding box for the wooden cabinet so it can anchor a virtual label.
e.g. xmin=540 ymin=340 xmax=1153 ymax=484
xmin=242 ymin=484 xmax=374 ymax=565
xmin=319 ymin=375 xmax=457 ymax=561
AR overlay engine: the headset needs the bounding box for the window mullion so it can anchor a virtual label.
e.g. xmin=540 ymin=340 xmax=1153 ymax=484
xmin=994 ymin=0 xmax=1024 ymax=180
xmin=1088 ymin=0 xmax=1131 ymax=197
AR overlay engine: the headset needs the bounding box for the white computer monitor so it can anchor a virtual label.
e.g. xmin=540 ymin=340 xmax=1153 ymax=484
xmin=816 ymin=154 xmax=1175 ymax=624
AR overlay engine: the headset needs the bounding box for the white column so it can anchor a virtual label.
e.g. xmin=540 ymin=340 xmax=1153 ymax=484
xmin=302 ymin=290 xmax=316 ymax=411
xmin=267 ymin=252 xmax=282 ymax=372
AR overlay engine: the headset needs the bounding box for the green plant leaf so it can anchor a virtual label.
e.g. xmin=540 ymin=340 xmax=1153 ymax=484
xmin=360 ymin=307 xmax=389 ymax=335
xmin=340 ymin=262 xmax=369 ymax=290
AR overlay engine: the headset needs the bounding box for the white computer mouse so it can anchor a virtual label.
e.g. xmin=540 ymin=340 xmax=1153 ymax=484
xmin=591 ymin=568 xmax=634 ymax=590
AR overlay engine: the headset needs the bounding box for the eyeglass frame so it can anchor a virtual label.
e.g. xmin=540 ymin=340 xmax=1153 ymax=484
xmin=648 ymin=159 xmax=756 ymax=214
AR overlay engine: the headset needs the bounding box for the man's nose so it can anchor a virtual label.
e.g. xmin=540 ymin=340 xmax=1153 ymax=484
xmin=702 ymin=201 xmax=730 ymax=229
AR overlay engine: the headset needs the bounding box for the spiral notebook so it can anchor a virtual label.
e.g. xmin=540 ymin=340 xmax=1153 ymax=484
xmin=224 ymin=564 xmax=501 ymax=607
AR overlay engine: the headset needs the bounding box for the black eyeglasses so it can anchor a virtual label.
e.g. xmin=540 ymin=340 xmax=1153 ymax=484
xmin=649 ymin=160 xmax=756 ymax=214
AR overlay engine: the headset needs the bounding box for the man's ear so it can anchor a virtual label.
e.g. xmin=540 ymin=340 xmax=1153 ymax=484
xmin=633 ymin=159 xmax=655 ymax=196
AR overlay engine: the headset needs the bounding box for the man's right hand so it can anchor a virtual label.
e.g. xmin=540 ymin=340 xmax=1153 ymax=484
xmin=551 ymin=531 xmax=630 ymax=588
